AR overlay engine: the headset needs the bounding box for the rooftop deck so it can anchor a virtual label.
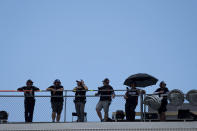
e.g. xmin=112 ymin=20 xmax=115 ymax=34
xmin=1 ymin=122 xmax=197 ymax=131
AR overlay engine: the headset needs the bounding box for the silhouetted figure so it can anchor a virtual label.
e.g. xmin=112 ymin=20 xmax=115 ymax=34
xmin=47 ymin=79 xmax=64 ymax=122
xmin=17 ymin=80 xmax=40 ymax=122
xmin=124 ymin=82 xmax=140 ymax=121
xmin=154 ymin=81 xmax=169 ymax=121
xmin=73 ymin=80 xmax=88 ymax=122
xmin=95 ymin=78 xmax=115 ymax=122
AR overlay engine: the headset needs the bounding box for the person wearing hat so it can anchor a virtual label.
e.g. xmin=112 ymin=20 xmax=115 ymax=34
xmin=47 ymin=79 xmax=64 ymax=122
xmin=73 ymin=80 xmax=88 ymax=122
xmin=17 ymin=79 xmax=40 ymax=122
xmin=124 ymin=82 xmax=141 ymax=121
xmin=154 ymin=81 xmax=169 ymax=121
xmin=95 ymin=78 xmax=115 ymax=122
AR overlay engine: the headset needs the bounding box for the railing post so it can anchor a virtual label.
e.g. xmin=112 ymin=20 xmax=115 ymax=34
xmin=140 ymin=93 xmax=144 ymax=121
xmin=64 ymin=90 xmax=67 ymax=122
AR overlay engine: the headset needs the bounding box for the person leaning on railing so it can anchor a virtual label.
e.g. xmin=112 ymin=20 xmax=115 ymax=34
xmin=73 ymin=80 xmax=88 ymax=122
xmin=17 ymin=79 xmax=40 ymax=122
xmin=46 ymin=79 xmax=64 ymax=122
xmin=154 ymin=81 xmax=169 ymax=121
xmin=95 ymin=78 xmax=115 ymax=122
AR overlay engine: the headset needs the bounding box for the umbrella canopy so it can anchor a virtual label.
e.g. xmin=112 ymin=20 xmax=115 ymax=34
xmin=124 ymin=73 xmax=158 ymax=87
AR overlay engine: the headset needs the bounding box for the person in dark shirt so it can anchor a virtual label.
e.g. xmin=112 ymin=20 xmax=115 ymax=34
xmin=73 ymin=80 xmax=88 ymax=122
xmin=124 ymin=82 xmax=140 ymax=121
xmin=17 ymin=79 xmax=40 ymax=122
xmin=95 ymin=78 xmax=115 ymax=122
xmin=46 ymin=79 xmax=64 ymax=122
xmin=154 ymin=81 xmax=169 ymax=121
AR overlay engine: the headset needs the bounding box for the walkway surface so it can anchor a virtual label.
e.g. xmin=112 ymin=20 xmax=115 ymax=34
xmin=1 ymin=122 xmax=197 ymax=131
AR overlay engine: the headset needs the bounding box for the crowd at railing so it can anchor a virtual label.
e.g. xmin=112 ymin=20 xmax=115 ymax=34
xmin=0 ymin=78 xmax=197 ymax=123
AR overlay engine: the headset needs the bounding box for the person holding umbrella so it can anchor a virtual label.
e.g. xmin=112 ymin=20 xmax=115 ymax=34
xmin=124 ymin=82 xmax=144 ymax=121
xmin=17 ymin=79 xmax=40 ymax=122
xmin=124 ymin=73 xmax=158 ymax=121
xmin=154 ymin=81 xmax=169 ymax=121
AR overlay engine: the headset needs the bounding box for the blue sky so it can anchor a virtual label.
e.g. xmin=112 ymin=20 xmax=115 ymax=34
xmin=0 ymin=0 xmax=197 ymax=122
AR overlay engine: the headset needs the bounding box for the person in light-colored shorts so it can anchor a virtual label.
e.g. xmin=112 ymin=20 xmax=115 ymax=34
xmin=96 ymin=100 xmax=111 ymax=113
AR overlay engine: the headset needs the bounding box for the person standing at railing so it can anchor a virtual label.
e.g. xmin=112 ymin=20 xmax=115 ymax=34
xmin=154 ymin=81 xmax=169 ymax=121
xmin=124 ymin=82 xmax=140 ymax=121
xmin=46 ymin=79 xmax=64 ymax=122
xmin=95 ymin=78 xmax=115 ymax=122
xmin=17 ymin=79 xmax=40 ymax=122
xmin=73 ymin=80 xmax=88 ymax=122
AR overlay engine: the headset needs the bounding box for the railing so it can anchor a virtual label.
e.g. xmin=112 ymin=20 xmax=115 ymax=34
xmin=0 ymin=90 xmax=144 ymax=122
xmin=1 ymin=90 xmax=197 ymax=123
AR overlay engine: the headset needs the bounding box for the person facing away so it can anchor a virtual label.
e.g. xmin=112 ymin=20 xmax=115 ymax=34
xmin=154 ymin=81 xmax=169 ymax=121
xmin=46 ymin=79 xmax=64 ymax=122
xmin=17 ymin=79 xmax=40 ymax=122
xmin=73 ymin=80 xmax=88 ymax=122
xmin=95 ymin=78 xmax=115 ymax=122
xmin=124 ymin=82 xmax=141 ymax=121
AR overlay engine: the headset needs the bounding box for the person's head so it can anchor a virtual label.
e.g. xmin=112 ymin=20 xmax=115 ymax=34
xmin=102 ymin=78 xmax=110 ymax=86
xmin=160 ymin=81 xmax=166 ymax=88
xmin=26 ymin=79 xmax=33 ymax=87
xmin=76 ymin=80 xmax=82 ymax=87
xmin=54 ymin=79 xmax=61 ymax=86
xmin=130 ymin=82 xmax=136 ymax=88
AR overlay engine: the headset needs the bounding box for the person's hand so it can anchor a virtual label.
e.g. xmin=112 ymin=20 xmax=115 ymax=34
xmin=81 ymin=80 xmax=85 ymax=86
xmin=124 ymin=95 xmax=128 ymax=99
xmin=112 ymin=94 xmax=115 ymax=99
xmin=159 ymin=91 xmax=164 ymax=94
xmin=141 ymin=90 xmax=146 ymax=94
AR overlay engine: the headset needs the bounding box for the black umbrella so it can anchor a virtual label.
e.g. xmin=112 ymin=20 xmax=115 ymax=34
xmin=124 ymin=73 xmax=158 ymax=87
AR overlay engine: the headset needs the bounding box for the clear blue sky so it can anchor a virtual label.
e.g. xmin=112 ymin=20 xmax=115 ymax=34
xmin=0 ymin=0 xmax=197 ymax=122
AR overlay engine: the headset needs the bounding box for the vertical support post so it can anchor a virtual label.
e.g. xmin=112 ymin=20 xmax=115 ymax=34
xmin=140 ymin=93 xmax=144 ymax=121
xmin=64 ymin=90 xmax=67 ymax=122
xmin=143 ymin=94 xmax=146 ymax=122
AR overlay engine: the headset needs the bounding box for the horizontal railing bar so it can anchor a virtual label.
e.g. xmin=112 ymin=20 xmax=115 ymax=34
xmin=0 ymin=95 xmax=127 ymax=97
xmin=0 ymin=89 xmax=132 ymax=92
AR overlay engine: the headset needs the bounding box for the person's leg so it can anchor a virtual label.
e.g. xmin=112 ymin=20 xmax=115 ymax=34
xmin=56 ymin=102 xmax=63 ymax=122
xmin=24 ymin=100 xmax=29 ymax=122
xmin=29 ymin=100 xmax=35 ymax=122
xmin=130 ymin=105 xmax=137 ymax=121
xmin=103 ymin=101 xmax=111 ymax=121
xmin=125 ymin=104 xmax=130 ymax=121
xmin=51 ymin=102 xmax=56 ymax=122
xmin=125 ymin=103 xmax=131 ymax=121
xmin=79 ymin=102 xmax=85 ymax=122
xmin=96 ymin=101 xmax=103 ymax=121
xmin=75 ymin=102 xmax=80 ymax=122
xmin=160 ymin=112 xmax=166 ymax=121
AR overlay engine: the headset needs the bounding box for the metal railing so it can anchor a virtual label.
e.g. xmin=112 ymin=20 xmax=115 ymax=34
xmin=0 ymin=90 xmax=144 ymax=122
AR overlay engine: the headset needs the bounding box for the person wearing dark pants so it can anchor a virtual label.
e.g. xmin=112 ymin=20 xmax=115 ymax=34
xmin=17 ymin=79 xmax=40 ymax=122
xmin=124 ymin=82 xmax=140 ymax=121
xmin=47 ymin=79 xmax=64 ymax=122
xmin=73 ymin=80 xmax=88 ymax=122
xmin=154 ymin=81 xmax=169 ymax=121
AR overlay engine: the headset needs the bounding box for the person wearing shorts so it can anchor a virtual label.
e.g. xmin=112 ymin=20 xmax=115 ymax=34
xmin=95 ymin=78 xmax=115 ymax=122
xmin=47 ymin=79 xmax=64 ymax=122
xmin=154 ymin=81 xmax=169 ymax=121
